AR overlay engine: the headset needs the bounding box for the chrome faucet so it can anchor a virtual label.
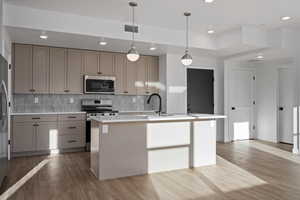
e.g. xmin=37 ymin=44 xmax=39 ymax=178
xmin=147 ymin=93 xmax=162 ymax=115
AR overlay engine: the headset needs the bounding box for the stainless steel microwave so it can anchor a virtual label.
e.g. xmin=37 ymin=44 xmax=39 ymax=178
xmin=84 ymin=75 xmax=115 ymax=94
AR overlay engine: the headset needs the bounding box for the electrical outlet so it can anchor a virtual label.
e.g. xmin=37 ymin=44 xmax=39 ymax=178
xmin=34 ymin=97 xmax=39 ymax=104
xmin=69 ymin=98 xmax=74 ymax=104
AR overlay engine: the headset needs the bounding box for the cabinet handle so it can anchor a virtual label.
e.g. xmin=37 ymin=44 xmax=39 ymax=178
xmin=64 ymin=89 xmax=70 ymax=92
xmin=124 ymin=91 xmax=128 ymax=94
xmin=68 ymin=116 xmax=77 ymax=119
xmin=146 ymin=91 xmax=150 ymax=94
xmin=97 ymin=72 xmax=102 ymax=75
xmin=29 ymin=89 xmax=35 ymax=92
xmin=32 ymin=117 xmax=41 ymax=120
xmin=68 ymin=126 xmax=77 ymax=129
xmin=33 ymin=124 xmax=39 ymax=127
xmin=68 ymin=140 xmax=77 ymax=143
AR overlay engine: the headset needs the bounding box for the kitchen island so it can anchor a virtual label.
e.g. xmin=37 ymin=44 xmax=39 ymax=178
xmin=90 ymin=114 xmax=226 ymax=180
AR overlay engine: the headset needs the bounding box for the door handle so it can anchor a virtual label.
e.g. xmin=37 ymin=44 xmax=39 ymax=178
xmin=231 ymin=107 xmax=236 ymax=110
xmin=279 ymin=107 xmax=284 ymax=111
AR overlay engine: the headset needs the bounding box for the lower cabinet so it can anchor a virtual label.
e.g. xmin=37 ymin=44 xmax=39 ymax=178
xmin=36 ymin=122 xmax=58 ymax=151
xmin=12 ymin=122 xmax=36 ymax=152
xmin=12 ymin=114 xmax=86 ymax=155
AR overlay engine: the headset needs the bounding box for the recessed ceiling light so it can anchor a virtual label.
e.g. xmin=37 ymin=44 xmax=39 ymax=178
xmin=256 ymin=55 xmax=264 ymax=60
xmin=207 ymin=29 xmax=215 ymax=34
xmin=99 ymin=38 xmax=107 ymax=46
xmin=204 ymin=0 xmax=215 ymax=3
xmin=99 ymin=41 xmax=107 ymax=46
xmin=40 ymin=32 xmax=48 ymax=40
xmin=281 ymin=16 xmax=291 ymax=21
xmin=149 ymin=43 xmax=157 ymax=51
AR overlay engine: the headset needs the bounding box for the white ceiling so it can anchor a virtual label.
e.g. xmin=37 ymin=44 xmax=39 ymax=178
xmin=7 ymin=26 xmax=218 ymax=57
xmin=5 ymin=0 xmax=300 ymax=34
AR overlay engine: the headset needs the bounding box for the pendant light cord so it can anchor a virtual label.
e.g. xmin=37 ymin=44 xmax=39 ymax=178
xmin=186 ymin=15 xmax=189 ymax=52
xmin=132 ymin=5 xmax=135 ymax=47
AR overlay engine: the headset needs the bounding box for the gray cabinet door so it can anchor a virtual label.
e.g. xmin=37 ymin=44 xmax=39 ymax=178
xmin=14 ymin=44 xmax=33 ymax=94
xmin=99 ymin=52 xmax=114 ymax=75
xmin=50 ymin=48 xmax=67 ymax=94
xmin=36 ymin=122 xmax=58 ymax=151
xmin=67 ymin=49 xmax=83 ymax=94
xmin=12 ymin=122 xmax=36 ymax=152
xmin=32 ymin=46 xmax=50 ymax=93
xmin=147 ymin=56 xmax=159 ymax=94
xmin=84 ymin=50 xmax=99 ymax=75
xmin=136 ymin=56 xmax=148 ymax=95
xmin=114 ymin=53 xmax=125 ymax=94
xmin=125 ymin=59 xmax=137 ymax=95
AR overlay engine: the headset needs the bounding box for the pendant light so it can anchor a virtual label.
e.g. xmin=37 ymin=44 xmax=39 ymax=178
xmin=181 ymin=12 xmax=193 ymax=66
xmin=127 ymin=2 xmax=140 ymax=62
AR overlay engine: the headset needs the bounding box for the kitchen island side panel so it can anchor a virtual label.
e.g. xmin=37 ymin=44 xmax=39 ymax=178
xmin=193 ymin=120 xmax=216 ymax=167
xmin=98 ymin=123 xmax=148 ymax=180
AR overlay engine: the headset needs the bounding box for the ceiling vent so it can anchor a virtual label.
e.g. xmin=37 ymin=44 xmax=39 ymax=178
xmin=124 ymin=25 xmax=139 ymax=33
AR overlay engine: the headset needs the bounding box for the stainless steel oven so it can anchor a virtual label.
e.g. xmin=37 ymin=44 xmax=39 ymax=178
xmin=84 ymin=75 xmax=115 ymax=94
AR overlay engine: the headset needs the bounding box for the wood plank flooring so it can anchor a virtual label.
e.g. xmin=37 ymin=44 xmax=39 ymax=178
xmin=2 ymin=140 xmax=300 ymax=200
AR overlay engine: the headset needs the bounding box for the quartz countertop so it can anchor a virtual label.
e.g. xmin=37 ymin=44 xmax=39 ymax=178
xmin=10 ymin=111 xmax=86 ymax=116
xmin=118 ymin=110 xmax=157 ymax=114
xmin=90 ymin=114 xmax=226 ymax=123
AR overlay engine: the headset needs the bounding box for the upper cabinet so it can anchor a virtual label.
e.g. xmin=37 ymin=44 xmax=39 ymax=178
xmin=67 ymin=49 xmax=84 ymax=94
xmin=14 ymin=44 xmax=50 ymax=94
xmin=50 ymin=48 xmax=83 ymax=94
xmin=99 ymin=52 xmax=114 ymax=76
xmin=114 ymin=53 xmax=126 ymax=94
xmin=14 ymin=44 xmax=33 ymax=94
xmin=50 ymin=47 xmax=67 ymax=94
xmin=124 ymin=59 xmax=138 ymax=95
xmin=13 ymin=43 xmax=159 ymax=95
xmin=147 ymin=56 xmax=159 ymax=94
xmin=32 ymin=46 xmax=50 ymax=93
xmin=84 ymin=50 xmax=99 ymax=75
xmin=136 ymin=56 xmax=148 ymax=95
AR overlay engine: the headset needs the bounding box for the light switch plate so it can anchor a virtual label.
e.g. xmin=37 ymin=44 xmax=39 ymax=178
xmin=69 ymin=98 xmax=74 ymax=104
xmin=34 ymin=97 xmax=39 ymax=104
xmin=102 ymin=125 xmax=109 ymax=134
xmin=132 ymin=97 xmax=136 ymax=103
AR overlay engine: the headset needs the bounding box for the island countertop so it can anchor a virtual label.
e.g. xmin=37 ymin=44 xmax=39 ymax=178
xmin=90 ymin=113 xmax=226 ymax=123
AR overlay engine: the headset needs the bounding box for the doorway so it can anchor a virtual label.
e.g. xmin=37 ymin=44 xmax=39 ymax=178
xmin=228 ymin=68 xmax=255 ymax=141
xmin=278 ymin=68 xmax=295 ymax=144
xmin=187 ymin=68 xmax=214 ymax=114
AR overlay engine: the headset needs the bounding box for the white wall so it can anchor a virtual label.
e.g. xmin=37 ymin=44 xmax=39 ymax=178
xmin=159 ymin=53 xmax=225 ymax=141
xmin=255 ymin=60 xmax=296 ymax=142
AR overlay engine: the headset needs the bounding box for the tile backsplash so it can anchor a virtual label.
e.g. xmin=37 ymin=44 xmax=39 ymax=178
xmin=12 ymin=94 xmax=157 ymax=113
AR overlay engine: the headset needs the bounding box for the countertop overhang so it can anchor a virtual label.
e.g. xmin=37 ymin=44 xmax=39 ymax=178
xmin=90 ymin=114 xmax=226 ymax=124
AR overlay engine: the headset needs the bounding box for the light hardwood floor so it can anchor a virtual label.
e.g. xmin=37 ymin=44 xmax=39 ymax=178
xmin=2 ymin=140 xmax=300 ymax=200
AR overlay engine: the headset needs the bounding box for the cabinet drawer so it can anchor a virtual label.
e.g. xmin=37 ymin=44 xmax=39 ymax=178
xmin=58 ymin=121 xmax=85 ymax=135
xmin=13 ymin=115 xmax=57 ymax=123
xmin=148 ymin=147 xmax=189 ymax=173
xmin=147 ymin=122 xmax=190 ymax=148
xmin=58 ymin=114 xmax=85 ymax=121
xmin=58 ymin=134 xmax=85 ymax=149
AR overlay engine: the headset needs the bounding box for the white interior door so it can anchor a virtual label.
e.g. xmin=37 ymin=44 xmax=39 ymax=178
xmin=278 ymin=68 xmax=295 ymax=144
xmin=229 ymin=68 xmax=255 ymax=141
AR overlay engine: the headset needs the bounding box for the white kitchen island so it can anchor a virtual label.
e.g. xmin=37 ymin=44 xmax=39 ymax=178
xmin=90 ymin=114 xmax=226 ymax=180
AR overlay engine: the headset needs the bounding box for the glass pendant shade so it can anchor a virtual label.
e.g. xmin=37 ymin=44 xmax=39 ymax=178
xmin=127 ymin=46 xmax=140 ymax=62
xmin=181 ymin=51 xmax=193 ymax=66
xmin=181 ymin=12 xmax=192 ymax=66
xmin=127 ymin=2 xmax=139 ymax=62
